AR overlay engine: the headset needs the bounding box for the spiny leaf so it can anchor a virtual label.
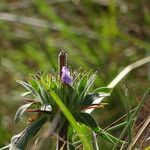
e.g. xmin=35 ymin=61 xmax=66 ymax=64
xmin=14 ymin=102 xmax=35 ymax=124
xmin=10 ymin=115 xmax=47 ymax=150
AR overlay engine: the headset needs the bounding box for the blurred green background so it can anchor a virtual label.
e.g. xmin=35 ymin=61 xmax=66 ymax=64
xmin=0 ymin=0 xmax=150 ymax=149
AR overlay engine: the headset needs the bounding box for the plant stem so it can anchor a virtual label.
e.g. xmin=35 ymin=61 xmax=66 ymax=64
xmin=57 ymin=122 xmax=68 ymax=150
xmin=50 ymin=91 xmax=92 ymax=150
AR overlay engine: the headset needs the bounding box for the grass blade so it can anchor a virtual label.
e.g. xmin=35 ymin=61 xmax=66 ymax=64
xmin=127 ymin=115 xmax=150 ymax=150
xmin=112 ymin=88 xmax=150 ymax=150
xmin=123 ymin=86 xmax=132 ymax=143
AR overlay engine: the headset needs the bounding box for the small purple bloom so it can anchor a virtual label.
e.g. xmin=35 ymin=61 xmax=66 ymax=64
xmin=61 ymin=66 xmax=72 ymax=85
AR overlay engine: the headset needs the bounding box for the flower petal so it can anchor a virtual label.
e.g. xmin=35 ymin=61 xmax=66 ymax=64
xmin=61 ymin=66 xmax=72 ymax=85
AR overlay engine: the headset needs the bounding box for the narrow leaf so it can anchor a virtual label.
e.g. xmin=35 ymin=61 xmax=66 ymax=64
xmin=37 ymin=81 xmax=51 ymax=104
xmin=76 ymin=112 xmax=99 ymax=132
xmin=112 ymin=88 xmax=150 ymax=150
xmin=17 ymin=80 xmax=41 ymax=102
xmin=17 ymin=80 xmax=34 ymax=94
xmin=19 ymin=91 xmax=31 ymax=98
xmin=124 ymin=87 xmax=132 ymax=143
xmin=0 ymin=144 xmax=10 ymax=150
xmin=92 ymin=132 xmax=99 ymax=150
xmin=10 ymin=115 xmax=47 ymax=150
xmin=80 ymin=124 xmax=94 ymax=149
xmin=67 ymin=125 xmax=75 ymax=150
xmin=84 ymin=72 xmax=97 ymax=94
xmin=94 ymin=87 xmax=112 ymax=94
xmin=76 ymin=112 xmax=125 ymax=145
xmin=77 ymin=74 xmax=88 ymax=93
xmin=80 ymin=92 xmax=110 ymax=108
xmin=14 ymin=102 xmax=34 ymax=124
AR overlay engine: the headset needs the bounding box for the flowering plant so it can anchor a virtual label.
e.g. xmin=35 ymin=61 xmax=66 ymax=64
xmin=2 ymin=51 xmax=126 ymax=150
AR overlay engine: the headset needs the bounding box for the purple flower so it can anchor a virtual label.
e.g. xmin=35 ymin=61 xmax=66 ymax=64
xmin=61 ymin=66 xmax=72 ymax=85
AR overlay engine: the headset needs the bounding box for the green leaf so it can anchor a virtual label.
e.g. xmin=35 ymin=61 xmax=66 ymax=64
xmin=72 ymin=72 xmax=82 ymax=87
xmin=17 ymin=80 xmax=32 ymax=91
xmin=94 ymin=87 xmax=112 ymax=97
xmin=37 ymin=81 xmax=51 ymax=104
xmin=14 ymin=102 xmax=35 ymax=124
xmin=19 ymin=91 xmax=31 ymax=98
xmin=67 ymin=125 xmax=75 ymax=150
xmin=94 ymin=87 xmax=112 ymax=94
xmin=17 ymin=80 xmax=41 ymax=103
xmin=81 ymin=87 xmax=112 ymax=108
xmin=80 ymin=124 xmax=94 ymax=149
xmin=27 ymin=78 xmax=42 ymax=99
xmin=62 ymin=85 xmax=75 ymax=109
xmin=10 ymin=115 xmax=47 ymax=150
xmin=106 ymin=118 xmax=136 ymax=132
xmin=80 ymin=93 xmax=101 ymax=108
xmin=75 ymin=112 xmax=99 ymax=132
xmin=29 ymin=78 xmax=54 ymax=105
xmin=80 ymin=91 xmax=110 ymax=108
xmin=76 ymin=112 xmax=125 ymax=145
xmin=77 ymin=74 xmax=88 ymax=93
xmin=84 ymin=72 xmax=97 ymax=94
xmin=17 ymin=80 xmax=35 ymax=95
xmin=77 ymin=72 xmax=97 ymax=104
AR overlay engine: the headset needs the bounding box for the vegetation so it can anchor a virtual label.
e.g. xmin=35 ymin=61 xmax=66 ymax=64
xmin=0 ymin=0 xmax=150 ymax=149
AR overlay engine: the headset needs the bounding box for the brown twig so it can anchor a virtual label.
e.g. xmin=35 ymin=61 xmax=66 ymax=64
xmin=81 ymin=103 xmax=108 ymax=111
xmin=127 ymin=116 xmax=150 ymax=150
xmin=26 ymin=109 xmax=51 ymax=113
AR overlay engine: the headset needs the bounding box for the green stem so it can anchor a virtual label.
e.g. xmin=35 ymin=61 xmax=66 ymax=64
xmin=49 ymin=90 xmax=93 ymax=150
